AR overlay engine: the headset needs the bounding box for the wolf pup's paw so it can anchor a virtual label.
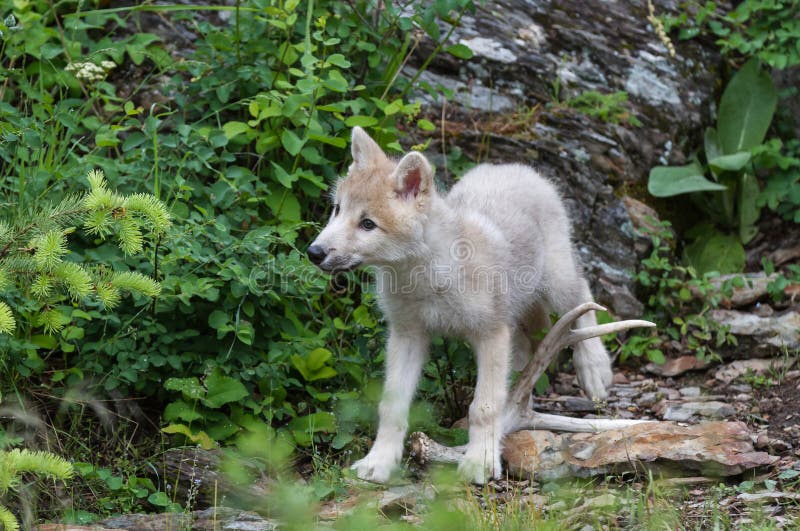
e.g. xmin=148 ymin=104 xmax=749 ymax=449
xmin=351 ymin=452 xmax=396 ymax=483
xmin=575 ymin=353 xmax=613 ymax=400
xmin=458 ymin=448 xmax=501 ymax=485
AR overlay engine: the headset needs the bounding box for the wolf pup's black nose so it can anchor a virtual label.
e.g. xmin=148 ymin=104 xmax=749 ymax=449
xmin=307 ymin=244 xmax=327 ymax=265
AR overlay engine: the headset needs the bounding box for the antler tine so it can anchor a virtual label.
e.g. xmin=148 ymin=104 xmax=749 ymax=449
xmin=509 ymin=302 xmax=604 ymax=407
xmin=566 ymin=320 xmax=656 ymax=347
xmin=510 ymin=303 xmax=655 ymax=410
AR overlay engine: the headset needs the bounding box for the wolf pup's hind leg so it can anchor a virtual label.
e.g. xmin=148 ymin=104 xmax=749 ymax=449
xmin=459 ymin=324 xmax=512 ymax=484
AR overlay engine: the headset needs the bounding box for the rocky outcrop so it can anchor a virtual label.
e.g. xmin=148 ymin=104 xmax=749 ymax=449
xmin=406 ymin=0 xmax=724 ymax=317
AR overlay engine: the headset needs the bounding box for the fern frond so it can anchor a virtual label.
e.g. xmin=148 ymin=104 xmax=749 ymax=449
xmin=5 ymin=449 xmax=74 ymax=481
xmin=83 ymin=170 xmax=118 ymax=211
xmin=30 ymin=274 xmax=53 ymax=299
xmin=31 ymin=230 xmax=68 ymax=271
xmin=0 ymin=505 xmax=20 ymax=531
xmin=0 ymin=302 xmax=14 ymax=334
xmin=83 ymin=209 xmax=113 ymax=237
xmin=124 ymin=193 xmax=172 ymax=235
xmin=95 ymin=282 xmax=121 ymax=309
xmin=116 ymin=216 xmax=143 ymax=255
xmin=37 ymin=195 xmax=85 ymax=232
xmin=53 ymin=262 xmax=92 ymax=300
xmin=111 ymin=271 xmax=161 ymax=297
xmin=34 ymin=308 xmax=70 ymax=335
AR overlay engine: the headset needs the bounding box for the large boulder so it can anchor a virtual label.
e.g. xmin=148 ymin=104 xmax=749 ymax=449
xmin=406 ymin=0 xmax=723 ymax=317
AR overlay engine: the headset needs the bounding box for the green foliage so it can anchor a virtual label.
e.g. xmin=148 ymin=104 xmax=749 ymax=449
xmin=71 ymin=462 xmax=179 ymax=517
xmin=614 ymin=220 xmax=737 ymax=364
xmin=667 ymin=0 xmax=800 ymax=69
xmin=648 ymin=59 xmax=777 ymax=273
xmin=0 ymin=170 xmax=167 ymax=338
xmin=0 ymin=448 xmax=73 ymax=531
xmin=564 ymin=90 xmax=642 ymax=127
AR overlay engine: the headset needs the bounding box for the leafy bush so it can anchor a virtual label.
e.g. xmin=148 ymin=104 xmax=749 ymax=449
xmin=614 ymin=220 xmax=736 ymax=365
xmin=653 ymin=2 xmax=800 ymax=272
xmin=0 ymin=0 xmax=478 ymax=467
xmin=648 ymin=59 xmax=776 ymax=274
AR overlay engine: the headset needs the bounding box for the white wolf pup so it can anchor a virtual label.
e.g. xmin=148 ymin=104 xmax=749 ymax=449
xmin=307 ymin=127 xmax=613 ymax=484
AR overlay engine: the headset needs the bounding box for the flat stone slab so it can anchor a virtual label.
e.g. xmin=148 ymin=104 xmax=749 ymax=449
xmin=503 ymin=421 xmax=777 ymax=480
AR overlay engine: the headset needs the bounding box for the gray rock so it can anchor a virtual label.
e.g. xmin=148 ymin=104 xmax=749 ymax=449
xmin=709 ymin=310 xmax=800 ymax=350
xmin=679 ymin=386 xmax=702 ymax=398
xmin=659 ymin=401 xmax=736 ymax=422
xmin=564 ymin=397 xmax=598 ymax=412
xmin=404 ymin=0 xmax=722 ymax=317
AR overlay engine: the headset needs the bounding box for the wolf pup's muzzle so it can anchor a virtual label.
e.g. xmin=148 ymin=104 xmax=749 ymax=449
xmin=306 ymin=244 xmax=327 ymax=265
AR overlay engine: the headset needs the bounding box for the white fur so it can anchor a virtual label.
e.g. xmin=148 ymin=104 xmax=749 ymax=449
xmin=310 ymin=128 xmax=613 ymax=484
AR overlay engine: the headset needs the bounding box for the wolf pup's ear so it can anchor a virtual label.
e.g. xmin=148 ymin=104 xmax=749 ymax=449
xmin=394 ymin=151 xmax=432 ymax=200
xmin=350 ymin=127 xmax=386 ymax=168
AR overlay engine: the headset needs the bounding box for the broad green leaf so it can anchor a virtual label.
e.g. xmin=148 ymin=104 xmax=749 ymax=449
xmin=325 ymin=53 xmax=351 ymax=68
xmin=306 ymin=348 xmax=332 ymax=371
xmin=737 ymin=173 xmax=760 ymax=244
xmin=264 ymin=190 xmax=301 ymax=222
xmin=208 ymin=310 xmax=228 ymax=330
xmin=164 ymin=377 xmax=205 ymax=400
xmin=222 ymin=121 xmax=252 ymax=140
xmin=147 ymin=492 xmax=171 ymax=507
xmin=203 ymin=369 xmax=249 ymax=408
xmin=717 ymin=58 xmax=777 ymax=154
xmin=270 ymin=161 xmax=298 ymax=188
xmin=446 ymin=43 xmax=474 ymax=60
xmin=344 ymin=115 xmax=378 ymax=128
xmin=307 ymin=133 xmax=346 ymax=148
xmin=683 ymin=229 xmax=745 ymax=274
xmin=708 ymin=151 xmax=751 ymax=172
xmin=289 ymin=412 xmax=336 ymax=446
xmin=164 ymin=400 xmax=203 ymax=422
xmin=648 ymin=162 xmax=727 ymax=197
xmin=704 ymin=127 xmax=721 ymax=167
xmin=281 ymin=129 xmax=305 ymax=156
xmin=161 ymin=424 xmax=215 ymax=450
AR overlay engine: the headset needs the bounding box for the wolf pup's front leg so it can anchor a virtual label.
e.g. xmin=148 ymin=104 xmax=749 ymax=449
xmin=459 ymin=324 xmax=512 ymax=484
xmin=351 ymin=327 xmax=428 ymax=483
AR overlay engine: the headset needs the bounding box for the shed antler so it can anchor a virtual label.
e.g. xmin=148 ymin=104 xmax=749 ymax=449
xmin=409 ymin=302 xmax=657 ymax=466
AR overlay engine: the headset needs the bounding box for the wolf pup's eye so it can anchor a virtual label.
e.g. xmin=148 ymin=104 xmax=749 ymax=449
xmin=359 ymin=218 xmax=377 ymax=231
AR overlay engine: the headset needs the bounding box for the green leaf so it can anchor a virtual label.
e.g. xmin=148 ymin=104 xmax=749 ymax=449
xmin=270 ymin=162 xmax=298 ymax=188
xmin=164 ymin=400 xmax=203 ymax=422
xmin=222 ymin=121 xmax=252 ymax=140
xmin=344 ymin=115 xmax=378 ymax=128
xmin=717 ymin=58 xmax=777 ymax=154
xmin=704 ymin=128 xmax=721 ymax=172
xmin=147 ymin=491 xmax=171 ymax=507
xmin=306 ymin=348 xmax=332 ymax=371
xmin=708 ymin=151 xmax=751 ymax=172
xmin=281 ymin=129 xmax=305 ymax=156
xmin=161 ymin=424 xmax=215 ymax=450
xmin=289 ymin=412 xmax=336 ymax=446
xmin=208 ymin=310 xmax=228 ymax=330
xmin=164 ymin=377 xmax=205 ymax=401
xmin=203 ymin=369 xmax=249 ymax=409
xmin=446 ymin=43 xmax=474 ymax=60
xmin=646 ymin=349 xmax=666 ymax=365
xmin=738 ymin=173 xmax=760 ymax=244
xmin=325 ymin=53 xmax=351 ymax=68
xmin=683 ymin=228 xmax=746 ymax=274
xmin=648 ymin=162 xmax=728 ymax=197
